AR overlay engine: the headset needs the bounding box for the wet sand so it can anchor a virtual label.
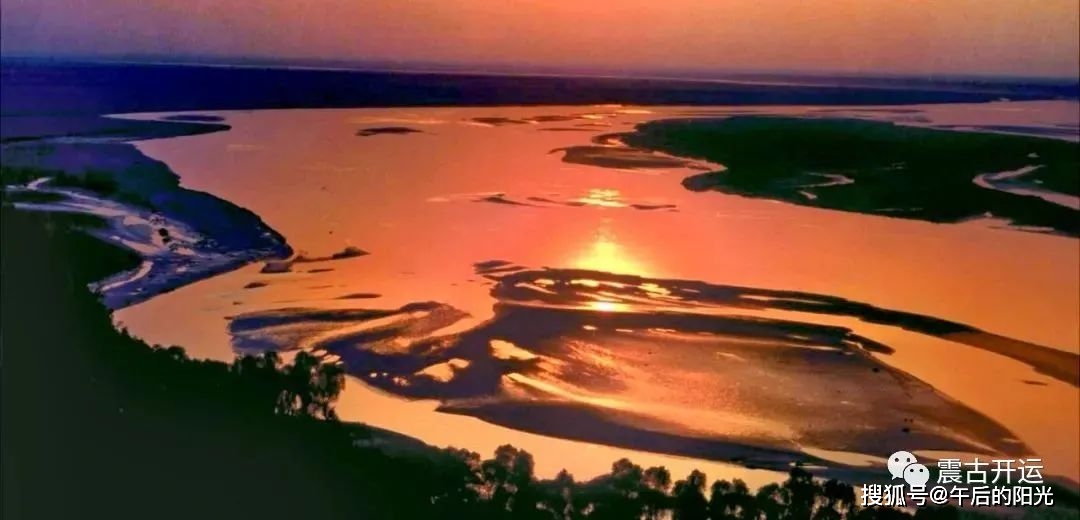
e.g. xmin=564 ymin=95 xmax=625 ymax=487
xmin=109 ymin=102 xmax=1079 ymax=483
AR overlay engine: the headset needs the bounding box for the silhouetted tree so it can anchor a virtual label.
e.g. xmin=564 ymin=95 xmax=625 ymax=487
xmin=817 ymin=479 xmax=857 ymax=520
xmin=672 ymin=470 xmax=709 ymax=520
xmin=482 ymin=444 xmax=539 ymax=516
xmin=277 ymin=351 xmax=345 ymax=419
xmin=596 ymin=458 xmax=648 ymax=519
xmin=642 ymin=466 xmax=672 ymax=519
xmin=712 ymin=479 xmax=758 ymax=520
xmin=784 ymin=466 xmax=822 ymax=520
xmin=756 ymin=482 xmax=790 ymax=520
xmin=428 ymin=447 xmax=485 ymax=517
xmin=730 ymin=479 xmax=758 ymax=520
xmin=161 ymin=345 xmax=188 ymax=362
xmin=573 ymin=472 xmax=624 ymax=519
xmin=536 ymin=469 xmax=577 ymax=520
xmin=231 ymin=351 xmax=286 ymax=414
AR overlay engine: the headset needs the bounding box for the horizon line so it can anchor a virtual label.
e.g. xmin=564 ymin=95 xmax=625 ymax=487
xmin=4 ymin=53 xmax=1079 ymax=85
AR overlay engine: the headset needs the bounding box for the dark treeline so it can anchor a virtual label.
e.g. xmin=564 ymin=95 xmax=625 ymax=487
xmin=1 ymin=199 xmax=1074 ymax=519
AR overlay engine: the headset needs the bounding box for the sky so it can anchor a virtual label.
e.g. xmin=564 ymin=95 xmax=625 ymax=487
xmin=1 ymin=0 xmax=1078 ymax=78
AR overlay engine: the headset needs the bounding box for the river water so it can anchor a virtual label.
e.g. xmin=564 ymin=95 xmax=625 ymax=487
xmin=112 ymin=102 xmax=1079 ymax=485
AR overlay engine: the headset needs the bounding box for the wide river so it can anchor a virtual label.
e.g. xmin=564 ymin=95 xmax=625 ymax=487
xmin=113 ymin=102 xmax=1078 ymax=487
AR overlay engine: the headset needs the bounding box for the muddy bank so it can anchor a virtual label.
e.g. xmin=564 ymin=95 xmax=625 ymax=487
xmin=1 ymin=116 xmax=291 ymax=308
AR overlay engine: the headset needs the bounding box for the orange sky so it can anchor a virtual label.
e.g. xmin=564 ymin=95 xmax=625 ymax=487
xmin=2 ymin=0 xmax=1078 ymax=77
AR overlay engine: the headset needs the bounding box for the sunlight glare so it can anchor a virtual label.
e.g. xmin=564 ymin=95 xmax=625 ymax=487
xmin=588 ymin=300 xmax=629 ymax=313
xmin=572 ymin=226 xmax=649 ymax=276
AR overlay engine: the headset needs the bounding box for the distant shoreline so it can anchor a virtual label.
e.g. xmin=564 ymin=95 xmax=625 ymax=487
xmin=4 ymin=60 xmax=1077 ymax=121
xmin=8 ymin=54 xmax=1080 ymax=86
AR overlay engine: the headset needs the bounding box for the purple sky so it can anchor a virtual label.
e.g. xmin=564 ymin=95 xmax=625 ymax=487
xmin=2 ymin=0 xmax=1078 ymax=77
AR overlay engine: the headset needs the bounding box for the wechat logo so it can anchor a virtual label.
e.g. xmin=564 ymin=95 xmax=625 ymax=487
xmin=888 ymin=451 xmax=930 ymax=487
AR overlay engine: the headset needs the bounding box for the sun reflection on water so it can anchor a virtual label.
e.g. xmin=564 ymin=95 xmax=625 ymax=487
xmin=572 ymin=222 xmax=649 ymax=276
xmin=587 ymin=300 xmax=629 ymax=313
xmin=577 ymin=188 xmax=626 ymax=208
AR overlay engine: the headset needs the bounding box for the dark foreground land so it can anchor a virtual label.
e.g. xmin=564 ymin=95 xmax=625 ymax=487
xmin=1 ymin=208 xmax=393 ymax=519
xmin=611 ymin=117 xmax=1080 ymax=235
xmin=4 ymin=200 xmax=1079 ymax=519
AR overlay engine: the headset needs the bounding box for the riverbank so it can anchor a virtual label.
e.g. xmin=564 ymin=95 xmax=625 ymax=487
xmin=0 ymin=115 xmax=291 ymax=308
xmin=0 ymin=207 xmax=405 ymax=519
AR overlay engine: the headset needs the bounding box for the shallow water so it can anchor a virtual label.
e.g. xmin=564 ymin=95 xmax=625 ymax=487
xmin=113 ymin=102 xmax=1079 ymax=484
